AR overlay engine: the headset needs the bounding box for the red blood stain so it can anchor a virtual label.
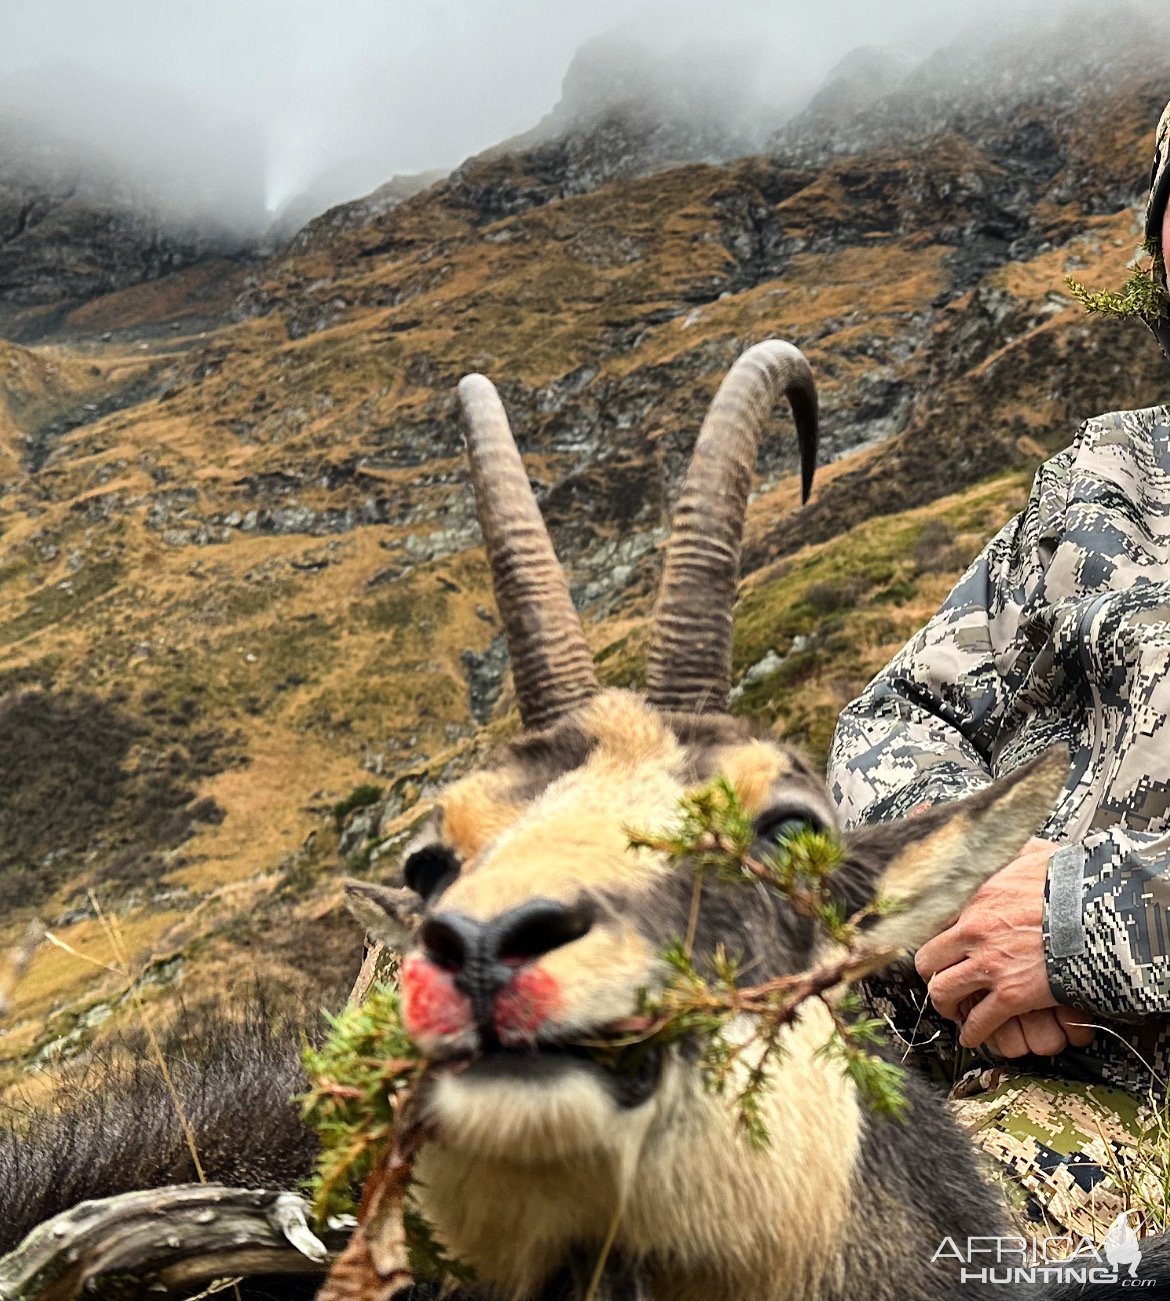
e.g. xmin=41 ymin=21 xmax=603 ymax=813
xmin=495 ymin=967 xmax=562 ymax=1043
xmin=401 ymin=956 xmax=472 ymax=1038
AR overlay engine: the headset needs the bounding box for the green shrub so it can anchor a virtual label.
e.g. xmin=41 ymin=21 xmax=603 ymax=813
xmin=332 ymin=783 xmax=384 ymax=830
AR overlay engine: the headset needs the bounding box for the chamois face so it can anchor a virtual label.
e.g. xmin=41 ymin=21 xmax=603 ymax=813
xmin=362 ymin=685 xmax=1062 ymax=1300
xmin=380 ymin=686 xmax=1063 ymax=1167
xmin=395 ymin=690 xmax=838 ymax=1161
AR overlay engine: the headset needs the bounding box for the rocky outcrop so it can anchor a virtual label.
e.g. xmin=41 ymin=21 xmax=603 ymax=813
xmin=774 ymin=2 xmax=1168 ymax=160
xmin=0 ymin=115 xmax=259 ymax=319
xmin=485 ymin=33 xmax=783 ymax=191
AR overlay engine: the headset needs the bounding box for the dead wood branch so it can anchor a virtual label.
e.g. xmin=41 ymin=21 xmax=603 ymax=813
xmin=0 ymin=1184 xmax=351 ymax=1301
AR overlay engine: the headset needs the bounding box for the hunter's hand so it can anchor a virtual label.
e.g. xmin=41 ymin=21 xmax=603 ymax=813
xmin=982 ymin=1006 xmax=1097 ymax=1059
xmin=914 ymin=838 xmax=1094 ymax=1054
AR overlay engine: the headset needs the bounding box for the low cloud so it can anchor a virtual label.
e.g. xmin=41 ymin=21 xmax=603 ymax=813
xmin=0 ymin=0 xmax=1157 ymax=238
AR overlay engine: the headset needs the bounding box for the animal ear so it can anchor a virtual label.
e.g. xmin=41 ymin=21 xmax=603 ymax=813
xmin=839 ymin=748 xmax=1066 ymax=964
xmin=343 ymin=880 xmax=422 ymax=950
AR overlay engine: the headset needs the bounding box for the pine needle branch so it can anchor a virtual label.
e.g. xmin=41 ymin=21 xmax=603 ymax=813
xmin=1066 ymin=238 xmax=1168 ymax=327
xmin=300 ymin=988 xmax=473 ymax=1293
xmin=619 ymin=778 xmax=908 ymax=1141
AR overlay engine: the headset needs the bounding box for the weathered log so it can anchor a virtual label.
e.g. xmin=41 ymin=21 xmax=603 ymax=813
xmin=0 ymin=1184 xmax=350 ymax=1301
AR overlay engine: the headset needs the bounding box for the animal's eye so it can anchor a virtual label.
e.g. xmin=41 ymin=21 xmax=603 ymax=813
xmin=403 ymin=845 xmax=460 ymax=902
xmin=754 ymin=809 xmax=823 ymax=849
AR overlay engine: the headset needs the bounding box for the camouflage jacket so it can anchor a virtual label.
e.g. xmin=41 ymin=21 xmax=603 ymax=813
xmin=828 ymin=404 xmax=1170 ymax=1094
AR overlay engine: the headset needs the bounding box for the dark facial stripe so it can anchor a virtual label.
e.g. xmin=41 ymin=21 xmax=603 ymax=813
xmin=607 ymin=868 xmax=816 ymax=987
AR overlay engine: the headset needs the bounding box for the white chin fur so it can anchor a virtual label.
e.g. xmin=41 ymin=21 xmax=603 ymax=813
xmin=426 ymin=1065 xmax=643 ymax=1163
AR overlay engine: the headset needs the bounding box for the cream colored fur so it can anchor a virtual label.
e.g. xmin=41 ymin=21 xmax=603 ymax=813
xmin=410 ymin=695 xmax=688 ymax=1059
xmin=415 ymin=1001 xmax=861 ymax=1300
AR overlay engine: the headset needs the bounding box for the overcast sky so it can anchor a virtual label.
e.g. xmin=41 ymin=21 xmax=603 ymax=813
xmin=0 ymin=0 xmax=1109 ymax=230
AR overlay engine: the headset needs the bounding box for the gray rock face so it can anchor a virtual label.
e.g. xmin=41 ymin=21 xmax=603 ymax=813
xmin=275 ymin=169 xmax=445 ymax=252
xmin=440 ymin=34 xmax=788 ymax=227
xmin=0 ymin=117 xmax=257 ymax=313
xmin=460 ymin=633 xmax=508 ymax=725
xmin=773 ymin=1 xmax=1169 ymax=170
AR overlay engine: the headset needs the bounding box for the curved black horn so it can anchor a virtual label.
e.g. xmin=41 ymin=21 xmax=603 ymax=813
xmin=458 ymin=374 xmax=600 ymax=731
xmin=646 ymin=340 xmax=818 ymax=715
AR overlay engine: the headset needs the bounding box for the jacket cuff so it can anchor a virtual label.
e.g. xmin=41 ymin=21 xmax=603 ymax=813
xmin=1045 ymin=844 xmax=1086 ymax=973
xmin=1044 ymin=835 xmax=1168 ymax=1021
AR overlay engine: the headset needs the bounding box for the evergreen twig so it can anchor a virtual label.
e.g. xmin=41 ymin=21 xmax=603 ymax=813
xmin=616 ymin=778 xmax=908 ymax=1141
xmin=300 ymin=989 xmax=472 ymax=1290
xmin=1066 ymin=238 xmax=1168 ymax=327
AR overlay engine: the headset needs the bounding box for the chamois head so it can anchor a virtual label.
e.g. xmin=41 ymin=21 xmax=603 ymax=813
xmin=353 ymin=342 xmax=1062 ymax=1297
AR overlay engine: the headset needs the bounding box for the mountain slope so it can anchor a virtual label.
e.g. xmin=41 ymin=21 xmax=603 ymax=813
xmin=0 ymin=31 xmax=1168 ymax=1081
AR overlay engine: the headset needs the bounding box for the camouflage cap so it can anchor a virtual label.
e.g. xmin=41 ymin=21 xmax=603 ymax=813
xmin=1145 ymin=98 xmax=1170 ymax=246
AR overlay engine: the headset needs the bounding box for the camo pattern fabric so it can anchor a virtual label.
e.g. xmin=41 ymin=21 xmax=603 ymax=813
xmin=950 ymin=1072 xmax=1162 ymax=1243
xmin=862 ymin=970 xmax=1163 ymax=1239
xmin=827 ymin=405 xmax=1170 ymax=1096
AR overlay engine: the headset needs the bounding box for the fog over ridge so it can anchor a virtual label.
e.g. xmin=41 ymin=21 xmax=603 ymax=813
xmin=0 ymin=0 xmax=1164 ymax=241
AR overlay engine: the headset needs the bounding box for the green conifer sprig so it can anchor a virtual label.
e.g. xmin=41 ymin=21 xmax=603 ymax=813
xmin=300 ymin=989 xmax=471 ymax=1281
xmin=817 ymin=991 xmax=910 ymax=1121
xmin=301 ymin=987 xmax=420 ymax=1221
xmin=1066 ymin=238 xmax=1168 ymax=327
xmin=619 ymin=779 xmax=907 ymax=1141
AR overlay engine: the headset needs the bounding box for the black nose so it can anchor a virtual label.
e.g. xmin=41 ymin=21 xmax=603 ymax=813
xmin=420 ymin=898 xmax=595 ymax=1013
xmin=493 ymin=898 xmax=596 ymax=964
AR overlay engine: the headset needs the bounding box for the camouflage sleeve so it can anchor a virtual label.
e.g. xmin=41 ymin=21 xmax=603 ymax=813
xmin=828 ymin=452 xmax=1069 ymax=830
xmin=1046 ymin=830 xmax=1170 ymax=1020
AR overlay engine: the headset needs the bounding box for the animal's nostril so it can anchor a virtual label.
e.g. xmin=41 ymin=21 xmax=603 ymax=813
xmin=420 ymin=913 xmax=480 ymax=974
xmin=492 ymin=898 xmax=595 ymax=965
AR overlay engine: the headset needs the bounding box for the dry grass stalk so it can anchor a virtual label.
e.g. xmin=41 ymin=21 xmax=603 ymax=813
xmin=87 ymin=891 xmax=209 ymax=1185
xmin=29 ymin=894 xmax=238 ymax=1295
xmin=0 ymin=920 xmax=46 ymax=1020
